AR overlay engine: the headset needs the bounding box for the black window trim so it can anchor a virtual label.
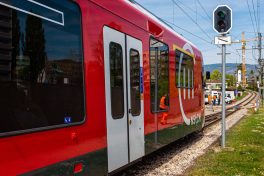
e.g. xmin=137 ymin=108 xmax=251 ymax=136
xmin=109 ymin=41 xmax=125 ymax=120
xmin=149 ymin=36 xmax=170 ymax=114
xmin=129 ymin=48 xmax=141 ymax=117
xmin=175 ymin=48 xmax=195 ymax=89
xmin=0 ymin=1 xmax=86 ymax=138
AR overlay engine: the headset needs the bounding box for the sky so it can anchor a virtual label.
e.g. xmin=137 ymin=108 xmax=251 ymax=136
xmin=136 ymin=0 xmax=264 ymax=65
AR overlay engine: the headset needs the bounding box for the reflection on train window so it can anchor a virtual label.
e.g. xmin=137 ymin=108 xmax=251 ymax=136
xmin=0 ymin=1 xmax=84 ymax=135
xmin=150 ymin=38 xmax=169 ymax=113
xmin=175 ymin=50 xmax=194 ymax=88
xmin=130 ymin=49 xmax=141 ymax=116
xmin=109 ymin=42 xmax=124 ymax=119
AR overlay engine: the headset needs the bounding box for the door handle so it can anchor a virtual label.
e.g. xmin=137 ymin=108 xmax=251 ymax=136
xmin=129 ymin=119 xmax=132 ymax=125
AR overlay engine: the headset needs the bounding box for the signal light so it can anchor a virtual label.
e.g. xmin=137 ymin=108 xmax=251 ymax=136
xmin=217 ymin=11 xmax=226 ymax=19
xmin=206 ymin=71 xmax=211 ymax=80
xmin=213 ymin=5 xmax=232 ymax=34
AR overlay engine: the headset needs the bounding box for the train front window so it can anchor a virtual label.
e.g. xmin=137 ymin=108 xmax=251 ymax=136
xmin=0 ymin=0 xmax=84 ymax=135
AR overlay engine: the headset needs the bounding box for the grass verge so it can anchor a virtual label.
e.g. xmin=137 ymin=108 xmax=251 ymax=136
xmin=186 ymin=107 xmax=264 ymax=176
xmin=235 ymin=91 xmax=248 ymax=101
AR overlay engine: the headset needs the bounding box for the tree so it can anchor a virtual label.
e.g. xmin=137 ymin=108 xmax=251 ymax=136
xmin=226 ymin=74 xmax=235 ymax=87
xmin=237 ymin=85 xmax=244 ymax=91
xmin=211 ymin=70 xmax=222 ymax=81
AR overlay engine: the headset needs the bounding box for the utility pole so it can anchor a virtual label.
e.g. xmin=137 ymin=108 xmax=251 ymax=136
xmin=234 ymin=70 xmax=238 ymax=97
xmin=258 ymin=32 xmax=264 ymax=105
xmin=233 ymin=33 xmax=264 ymax=89
xmin=258 ymin=33 xmax=262 ymax=103
xmin=242 ymin=32 xmax=247 ymax=88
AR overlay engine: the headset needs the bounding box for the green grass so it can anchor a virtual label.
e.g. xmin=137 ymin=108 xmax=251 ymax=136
xmin=235 ymin=91 xmax=248 ymax=101
xmin=186 ymin=107 xmax=264 ymax=176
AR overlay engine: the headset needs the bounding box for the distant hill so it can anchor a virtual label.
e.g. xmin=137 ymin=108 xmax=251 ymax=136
xmin=204 ymin=63 xmax=257 ymax=75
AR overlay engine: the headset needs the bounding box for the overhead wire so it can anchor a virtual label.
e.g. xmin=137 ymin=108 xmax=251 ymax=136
xmin=135 ymin=0 xmax=215 ymax=47
xmin=197 ymin=0 xmax=212 ymax=22
xmin=252 ymin=46 xmax=258 ymax=60
xmin=162 ymin=0 xmax=242 ymax=63
xmin=246 ymin=0 xmax=257 ymax=35
xmin=257 ymin=0 xmax=260 ymax=32
xmin=202 ymin=47 xmax=219 ymax=53
xmin=173 ymin=0 xmax=241 ymax=58
xmin=244 ymin=31 xmax=264 ymax=34
xmin=195 ymin=0 xmax=197 ymax=23
xmin=162 ymin=19 xmax=238 ymax=59
xmin=232 ymin=33 xmax=242 ymax=41
xmin=252 ymin=0 xmax=259 ymax=33
xmin=135 ymin=0 xmax=253 ymax=65
xmin=171 ymin=0 xmax=212 ymax=42
xmin=172 ymin=0 xmax=211 ymax=24
xmin=162 ymin=19 xmax=213 ymax=44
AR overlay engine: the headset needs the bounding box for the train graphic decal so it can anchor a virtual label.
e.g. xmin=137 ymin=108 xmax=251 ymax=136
xmin=178 ymin=43 xmax=201 ymax=125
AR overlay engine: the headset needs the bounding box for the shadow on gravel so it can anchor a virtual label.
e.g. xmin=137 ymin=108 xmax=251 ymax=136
xmin=114 ymin=131 xmax=204 ymax=176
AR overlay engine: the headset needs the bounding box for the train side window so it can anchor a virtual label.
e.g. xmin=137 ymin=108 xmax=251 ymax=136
xmin=175 ymin=50 xmax=194 ymax=89
xmin=150 ymin=38 xmax=169 ymax=113
xmin=109 ymin=42 xmax=124 ymax=119
xmin=0 ymin=1 xmax=84 ymax=136
xmin=130 ymin=49 xmax=141 ymax=116
xmin=185 ymin=55 xmax=194 ymax=88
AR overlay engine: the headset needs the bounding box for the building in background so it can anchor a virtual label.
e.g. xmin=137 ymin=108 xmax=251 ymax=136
xmin=237 ymin=69 xmax=242 ymax=84
xmin=205 ymin=80 xmax=227 ymax=91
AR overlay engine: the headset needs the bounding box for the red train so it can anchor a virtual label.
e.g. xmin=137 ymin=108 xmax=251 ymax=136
xmin=0 ymin=0 xmax=205 ymax=175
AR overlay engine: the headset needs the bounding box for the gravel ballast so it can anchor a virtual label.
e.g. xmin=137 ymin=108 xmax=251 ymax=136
xmin=120 ymin=94 xmax=255 ymax=176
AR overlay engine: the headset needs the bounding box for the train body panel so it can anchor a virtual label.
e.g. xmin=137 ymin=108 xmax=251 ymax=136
xmin=0 ymin=0 xmax=204 ymax=175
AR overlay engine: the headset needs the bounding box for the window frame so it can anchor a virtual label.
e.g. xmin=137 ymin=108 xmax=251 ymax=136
xmin=129 ymin=48 xmax=141 ymax=117
xmin=109 ymin=41 xmax=125 ymax=120
xmin=149 ymin=37 xmax=170 ymax=113
xmin=0 ymin=1 xmax=86 ymax=138
xmin=175 ymin=47 xmax=195 ymax=89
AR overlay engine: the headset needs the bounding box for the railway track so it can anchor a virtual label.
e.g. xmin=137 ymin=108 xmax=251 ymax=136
xmin=117 ymin=91 xmax=258 ymax=176
xmin=204 ymin=91 xmax=257 ymax=127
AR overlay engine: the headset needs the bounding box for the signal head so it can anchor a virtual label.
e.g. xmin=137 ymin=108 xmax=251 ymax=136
xmin=213 ymin=5 xmax=232 ymax=34
xmin=217 ymin=11 xmax=226 ymax=19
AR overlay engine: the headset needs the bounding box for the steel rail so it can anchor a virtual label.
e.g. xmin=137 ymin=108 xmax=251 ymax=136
xmin=204 ymin=91 xmax=257 ymax=127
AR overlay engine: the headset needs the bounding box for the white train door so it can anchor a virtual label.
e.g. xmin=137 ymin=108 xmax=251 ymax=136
xmin=126 ymin=36 xmax=144 ymax=162
xmin=103 ymin=26 xmax=144 ymax=173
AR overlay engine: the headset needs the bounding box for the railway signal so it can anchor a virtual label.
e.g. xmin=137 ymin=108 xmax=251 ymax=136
xmin=213 ymin=5 xmax=233 ymax=148
xmin=213 ymin=5 xmax=232 ymax=34
xmin=206 ymin=71 xmax=210 ymax=80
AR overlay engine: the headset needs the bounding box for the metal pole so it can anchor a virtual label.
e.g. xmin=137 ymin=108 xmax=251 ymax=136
xmin=258 ymin=33 xmax=261 ymax=103
xmin=221 ymin=43 xmax=226 ymax=148
xmin=235 ymin=58 xmax=238 ymax=98
xmin=259 ymin=67 xmax=262 ymax=103
xmin=154 ymin=47 xmax=158 ymax=144
xmin=235 ymin=70 xmax=238 ymax=98
xmin=260 ymin=66 xmax=264 ymax=107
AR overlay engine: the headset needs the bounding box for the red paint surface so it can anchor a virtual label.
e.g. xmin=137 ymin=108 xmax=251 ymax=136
xmin=74 ymin=163 xmax=83 ymax=174
xmin=0 ymin=0 xmax=204 ymax=175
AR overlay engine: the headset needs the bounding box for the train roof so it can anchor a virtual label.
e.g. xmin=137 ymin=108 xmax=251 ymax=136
xmin=124 ymin=0 xmax=199 ymax=51
xmin=89 ymin=0 xmax=200 ymax=54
